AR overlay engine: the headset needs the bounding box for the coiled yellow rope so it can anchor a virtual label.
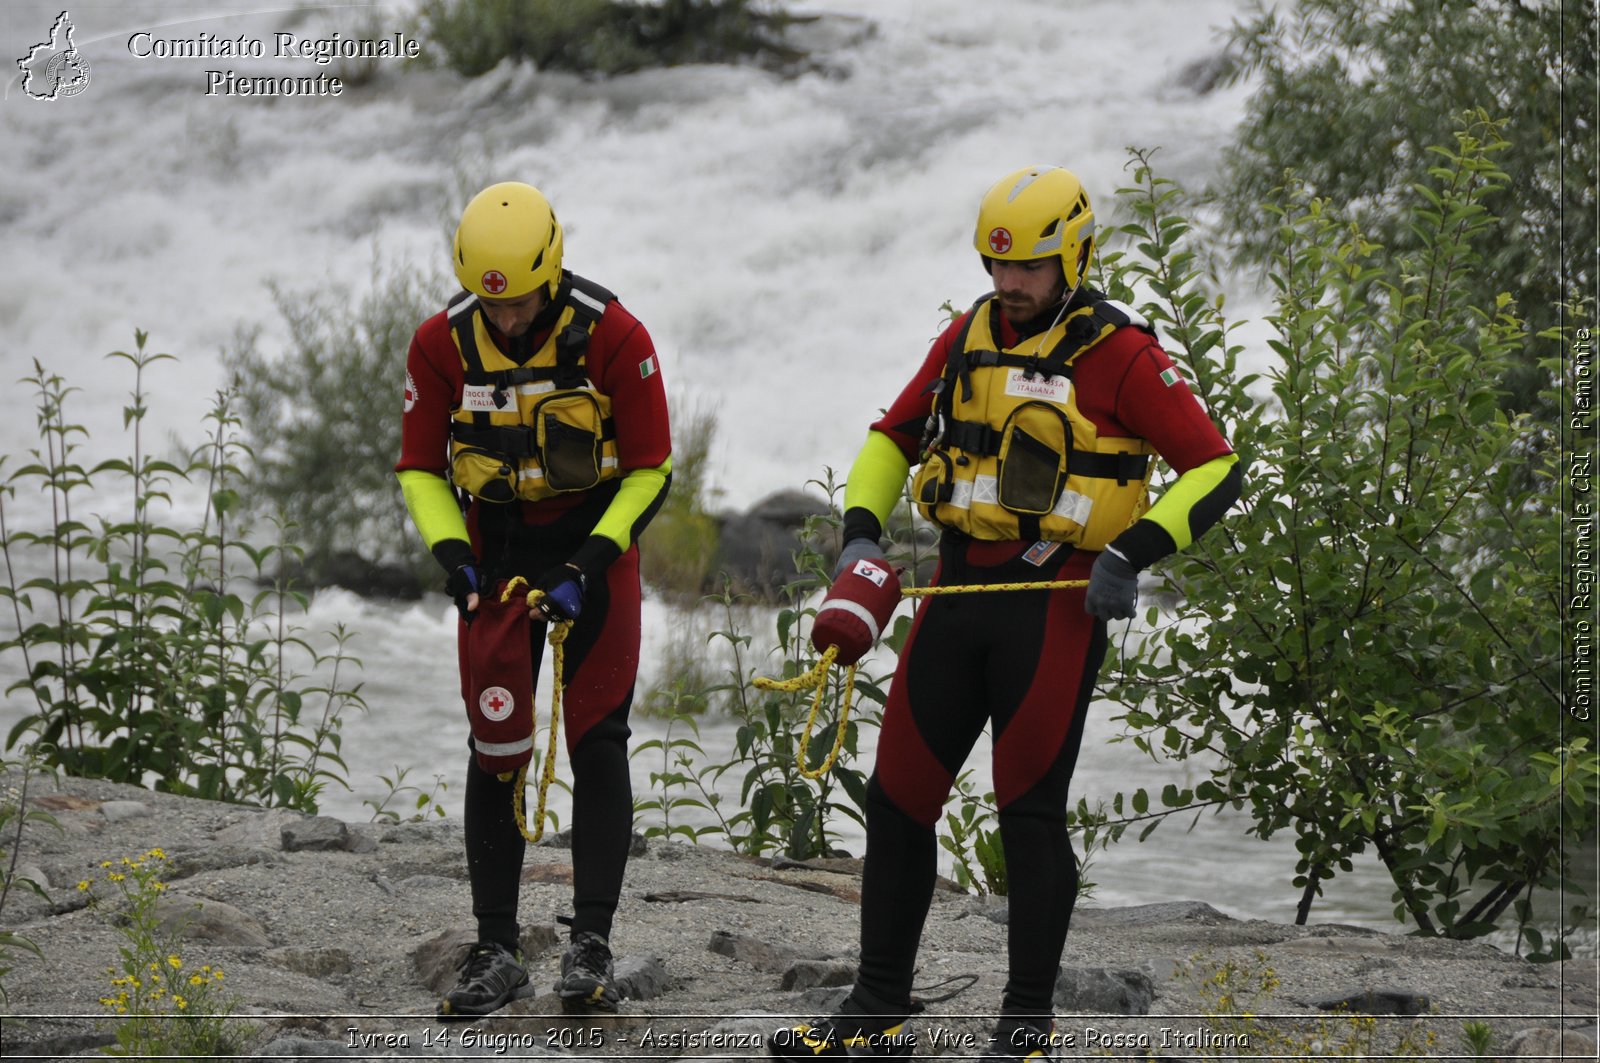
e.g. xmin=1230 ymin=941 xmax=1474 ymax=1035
xmin=751 ymin=645 xmax=855 ymax=780
xmin=753 ymin=577 xmax=1090 ymax=777
xmin=498 ymin=576 xmax=571 ymax=843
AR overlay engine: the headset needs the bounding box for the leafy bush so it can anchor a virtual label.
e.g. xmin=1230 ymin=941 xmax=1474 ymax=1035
xmin=1086 ymin=120 xmax=1595 ymax=951
xmin=1218 ymin=0 xmax=1595 ymax=407
xmin=232 ymin=260 xmax=447 ymax=596
xmin=638 ymin=395 xmax=721 ymax=601
xmin=1 ymin=335 xmax=364 ymax=812
xmin=418 ymin=0 xmax=808 ymax=78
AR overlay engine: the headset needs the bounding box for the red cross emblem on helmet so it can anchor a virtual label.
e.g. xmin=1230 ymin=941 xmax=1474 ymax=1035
xmin=987 ymin=227 xmax=1013 ymax=254
xmin=481 ymin=270 xmax=508 ymax=295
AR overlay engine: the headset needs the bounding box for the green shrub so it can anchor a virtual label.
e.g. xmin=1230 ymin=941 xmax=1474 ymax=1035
xmin=232 ymin=258 xmax=447 ymax=595
xmin=418 ymin=0 xmax=809 ymax=78
xmin=1 ymin=335 xmax=365 ymax=812
xmin=639 ymin=395 xmax=721 ymax=602
xmin=1217 ymin=0 xmax=1594 ymax=408
xmin=1083 ymin=120 xmax=1595 ymax=950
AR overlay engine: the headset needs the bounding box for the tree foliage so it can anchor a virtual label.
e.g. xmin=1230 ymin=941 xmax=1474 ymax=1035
xmin=418 ymin=0 xmax=809 ymax=79
xmin=1218 ymin=0 xmax=1595 ymax=408
xmin=232 ymin=261 xmax=446 ymax=594
xmin=1089 ymin=119 xmax=1594 ymax=955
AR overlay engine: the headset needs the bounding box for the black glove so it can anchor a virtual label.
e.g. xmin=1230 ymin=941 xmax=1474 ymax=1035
xmin=1085 ymin=547 xmax=1140 ymax=621
xmin=532 ymin=562 xmax=586 ymax=622
xmin=832 ymin=537 xmax=888 ymax=581
xmin=432 ymin=539 xmax=481 ymax=622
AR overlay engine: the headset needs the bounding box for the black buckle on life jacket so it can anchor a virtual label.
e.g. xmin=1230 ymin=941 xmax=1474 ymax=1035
xmin=945 ymin=419 xmax=999 ymax=457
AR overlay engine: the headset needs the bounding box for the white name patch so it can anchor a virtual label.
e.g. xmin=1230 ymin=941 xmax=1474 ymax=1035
xmin=461 ymin=384 xmax=505 ymax=413
xmin=1004 ymin=369 xmax=1071 ymax=403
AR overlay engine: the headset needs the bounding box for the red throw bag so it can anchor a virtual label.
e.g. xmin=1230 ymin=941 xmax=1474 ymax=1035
xmin=811 ymin=558 xmax=902 ymax=666
xmin=462 ymin=583 xmax=535 ymax=775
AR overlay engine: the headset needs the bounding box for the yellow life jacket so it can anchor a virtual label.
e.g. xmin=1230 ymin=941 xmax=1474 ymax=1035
xmin=447 ymin=273 xmax=620 ymax=504
xmin=911 ymin=294 xmax=1156 ymax=549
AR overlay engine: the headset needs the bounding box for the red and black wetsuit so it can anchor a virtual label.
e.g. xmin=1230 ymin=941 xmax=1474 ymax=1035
xmin=842 ymin=291 xmax=1238 ymax=1022
xmin=397 ymin=276 xmax=671 ymax=950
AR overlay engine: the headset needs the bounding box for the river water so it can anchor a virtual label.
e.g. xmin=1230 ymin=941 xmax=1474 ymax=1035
xmin=1 ymin=0 xmax=1590 ymax=953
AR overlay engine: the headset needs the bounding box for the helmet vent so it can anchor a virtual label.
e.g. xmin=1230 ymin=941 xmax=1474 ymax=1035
xmin=531 ymin=250 xmax=544 ymax=272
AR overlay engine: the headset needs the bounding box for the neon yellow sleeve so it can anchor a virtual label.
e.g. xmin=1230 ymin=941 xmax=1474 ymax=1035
xmin=397 ymin=469 xmax=468 ymax=550
xmin=842 ymin=430 xmax=912 ymax=530
xmin=593 ymin=455 xmax=673 ymax=551
xmin=1140 ymin=453 xmax=1240 ymax=552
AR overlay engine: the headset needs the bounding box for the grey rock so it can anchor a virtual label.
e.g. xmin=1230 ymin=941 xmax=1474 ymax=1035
xmin=781 ymin=959 xmax=856 ymax=991
xmin=153 ymin=892 xmax=273 ymax=946
xmin=1307 ymin=987 xmax=1430 ymax=1015
xmin=1054 ymin=965 xmax=1157 ymax=1015
xmin=1503 ymin=1026 xmax=1597 ymax=1058
xmin=398 ymin=874 xmax=456 ymax=891
xmin=708 ymin=929 xmax=821 ymax=973
xmin=267 ymin=947 xmax=355 ymax=978
xmin=713 ymin=489 xmax=831 ymax=596
xmin=281 ymin=817 xmax=351 ymax=853
xmin=414 ymin=926 xmax=561 ymax=994
xmin=166 ymin=845 xmax=281 ymax=879
xmin=254 ymin=1035 xmax=357 ymax=1058
xmin=215 ymin=809 xmax=301 ymax=848
xmin=1073 ymin=901 xmax=1233 ymax=928
xmin=538 ymin=827 xmax=648 ymax=857
xmin=613 ymin=955 xmax=671 ymax=1001
xmin=796 ymin=985 xmax=853 ymax=1013
xmin=99 ymin=800 xmax=152 ymax=823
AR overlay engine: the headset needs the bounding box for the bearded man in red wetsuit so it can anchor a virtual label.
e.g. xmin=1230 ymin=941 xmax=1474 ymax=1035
xmin=396 ymin=182 xmax=671 ymax=1019
xmin=769 ymin=166 xmax=1241 ymax=1060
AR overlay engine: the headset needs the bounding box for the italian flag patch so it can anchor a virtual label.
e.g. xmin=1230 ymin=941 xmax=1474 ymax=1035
xmin=639 ymin=355 xmax=658 ymax=380
xmin=1160 ymin=367 xmax=1183 ymax=387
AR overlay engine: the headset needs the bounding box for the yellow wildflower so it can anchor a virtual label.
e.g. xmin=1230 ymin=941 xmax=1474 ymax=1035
xmin=77 ymin=880 xmax=90 ymax=891
xmin=174 ymin=995 xmax=188 ymax=1009
xmin=167 ymin=954 xmax=182 ymax=969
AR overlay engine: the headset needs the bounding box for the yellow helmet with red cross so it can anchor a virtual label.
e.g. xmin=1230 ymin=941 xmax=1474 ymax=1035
xmin=452 ymin=182 xmax=565 ymax=300
xmin=974 ymin=166 xmax=1096 ymax=289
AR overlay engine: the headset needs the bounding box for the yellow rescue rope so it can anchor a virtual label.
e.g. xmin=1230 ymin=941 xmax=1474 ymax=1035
xmin=751 ymin=645 xmax=855 ymax=780
xmin=498 ymin=576 xmax=571 ymax=843
xmin=752 ymin=577 xmax=1090 ymax=778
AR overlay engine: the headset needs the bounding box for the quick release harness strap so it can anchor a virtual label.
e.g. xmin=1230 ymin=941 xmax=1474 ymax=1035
xmin=941 ymin=419 xmax=1149 ymax=484
xmin=449 ymin=418 xmax=619 ymax=456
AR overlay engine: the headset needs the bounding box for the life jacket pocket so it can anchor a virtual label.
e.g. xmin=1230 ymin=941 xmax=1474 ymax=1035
xmin=996 ymin=401 xmax=1070 ymax=516
xmin=451 ymin=446 xmax=518 ymax=504
xmin=532 ymin=391 xmax=605 ymax=492
xmin=912 ymin=449 xmax=957 ymax=521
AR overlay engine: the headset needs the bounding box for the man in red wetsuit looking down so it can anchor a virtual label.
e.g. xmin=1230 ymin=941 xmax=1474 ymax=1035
xmin=769 ymin=166 xmax=1241 ymax=1061
xmin=396 ymin=181 xmax=671 ymax=1019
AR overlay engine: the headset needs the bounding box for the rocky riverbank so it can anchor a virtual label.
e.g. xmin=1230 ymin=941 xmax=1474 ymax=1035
xmin=1 ymin=769 xmax=1594 ymax=1061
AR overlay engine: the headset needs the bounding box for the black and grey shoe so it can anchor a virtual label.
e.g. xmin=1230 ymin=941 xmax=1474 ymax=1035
xmin=767 ymin=1014 xmax=916 ymax=1058
xmin=979 ymin=1015 xmax=1057 ymax=1060
xmin=438 ymin=941 xmax=528 ymax=1019
xmin=556 ymin=931 xmax=621 ymax=1013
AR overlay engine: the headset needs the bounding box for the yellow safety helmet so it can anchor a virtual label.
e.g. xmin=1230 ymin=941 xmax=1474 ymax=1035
xmin=452 ymin=182 xmax=565 ymax=300
xmin=974 ymin=166 xmax=1096 ymax=290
